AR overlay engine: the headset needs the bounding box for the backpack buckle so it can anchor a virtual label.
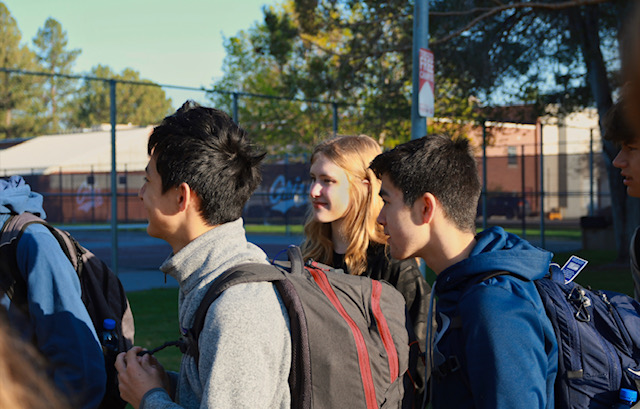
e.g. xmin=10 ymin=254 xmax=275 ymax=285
xmin=567 ymin=287 xmax=591 ymax=322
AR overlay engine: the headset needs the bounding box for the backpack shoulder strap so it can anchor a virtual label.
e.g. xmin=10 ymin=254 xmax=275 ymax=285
xmin=185 ymin=248 xmax=312 ymax=409
xmin=0 ymin=213 xmax=83 ymax=307
xmin=185 ymin=262 xmax=286 ymax=364
xmin=0 ymin=213 xmax=53 ymax=310
xmin=1 ymin=212 xmax=78 ymax=266
xmin=1 ymin=212 xmax=44 ymax=245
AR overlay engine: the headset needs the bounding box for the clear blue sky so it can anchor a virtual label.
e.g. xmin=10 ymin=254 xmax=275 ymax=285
xmin=3 ymin=0 xmax=278 ymax=106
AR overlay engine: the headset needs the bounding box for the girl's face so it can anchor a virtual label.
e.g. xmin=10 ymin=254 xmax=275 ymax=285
xmin=614 ymin=138 xmax=640 ymax=198
xmin=309 ymin=154 xmax=351 ymax=224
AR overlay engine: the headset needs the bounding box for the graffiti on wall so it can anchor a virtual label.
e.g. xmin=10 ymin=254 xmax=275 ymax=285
xmin=75 ymin=181 xmax=103 ymax=212
xmin=268 ymin=175 xmax=309 ymax=214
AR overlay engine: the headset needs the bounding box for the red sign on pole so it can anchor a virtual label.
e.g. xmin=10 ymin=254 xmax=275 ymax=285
xmin=418 ymin=48 xmax=434 ymax=118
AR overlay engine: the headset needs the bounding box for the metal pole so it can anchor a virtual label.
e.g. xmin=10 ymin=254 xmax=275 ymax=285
xmin=232 ymin=92 xmax=239 ymax=124
xmin=482 ymin=121 xmax=487 ymax=230
xmin=109 ymin=79 xmax=118 ymax=275
xmin=539 ymin=123 xmax=545 ymax=249
xmin=124 ymin=164 xmax=129 ymax=223
xmin=284 ymin=153 xmax=290 ymax=236
xmin=59 ymin=168 xmax=63 ymax=223
xmin=521 ymin=144 xmax=526 ymax=238
xmin=411 ymin=0 xmax=429 ymax=139
xmin=589 ymin=128 xmax=595 ymax=216
xmin=91 ymin=166 xmax=96 ymax=224
xmin=332 ymin=102 xmax=338 ymax=136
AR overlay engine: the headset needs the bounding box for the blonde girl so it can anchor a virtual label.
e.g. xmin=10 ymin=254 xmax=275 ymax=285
xmin=302 ymin=135 xmax=430 ymax=401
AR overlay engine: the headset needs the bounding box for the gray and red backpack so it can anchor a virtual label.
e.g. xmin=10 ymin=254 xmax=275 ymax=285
xmin=182 ymin=245 xmax=416 ymax=409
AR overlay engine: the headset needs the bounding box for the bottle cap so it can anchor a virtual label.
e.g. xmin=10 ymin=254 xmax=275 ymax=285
xmin=620 ymin=388 xmax=638 ymax=402
xmin=103 ymin=318 xmax=116 ymax=331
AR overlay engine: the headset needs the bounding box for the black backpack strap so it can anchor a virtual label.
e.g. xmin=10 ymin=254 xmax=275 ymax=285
xmin=287 ymin=245 xmax=305 ymax=275
xmin=0 ymin=213 xmax=52 ymax=311
xmin=185 ymin=263 xmax=287 ymax=364
xmin=0 ymin=212 xmax=86 ymax=314
xmin=0 ymin=214 xmax=26 ymax=305
xmin=185 ymin=247 xmax=312 ymax=409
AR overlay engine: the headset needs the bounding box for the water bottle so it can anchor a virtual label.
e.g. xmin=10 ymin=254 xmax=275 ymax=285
xmin=101 ymin=318 xmax=119 ymax=355
xmin=612 ymin=388 xmax=638 ymax=409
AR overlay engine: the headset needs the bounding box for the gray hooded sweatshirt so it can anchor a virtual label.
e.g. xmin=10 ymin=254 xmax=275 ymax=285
xmin=141 ymin=219 xmax=291 ymax=409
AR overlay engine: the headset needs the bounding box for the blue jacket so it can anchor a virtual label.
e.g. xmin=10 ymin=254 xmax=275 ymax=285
xmin=0 ymin=176 xmax=106 ymax=409
xmin=431 ymin=226 xmax=558 ymax=409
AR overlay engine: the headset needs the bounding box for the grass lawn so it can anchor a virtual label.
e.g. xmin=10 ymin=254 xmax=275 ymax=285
xmin=553 ymin=249 xmax=632 ymax=295
xmin=244 ymin=223 xmax=585 ymax=241
xmin=244 ymin=224 xmax=304 ymax=234
xmin=127 ymin=288 xmax=182 ymax=372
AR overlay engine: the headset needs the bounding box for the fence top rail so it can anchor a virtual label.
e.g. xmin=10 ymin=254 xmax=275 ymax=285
xmin=0 ymin=67 xmax=353 ymax=106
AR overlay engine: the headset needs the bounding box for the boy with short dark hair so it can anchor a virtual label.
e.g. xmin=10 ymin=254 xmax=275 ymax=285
xmin=370 ymin=135 xmax=557 ymax=409
xmin=606 ymin=98 xmax=640 ymax=301
xmin=115 ymin=101 xmax=291 ymax=409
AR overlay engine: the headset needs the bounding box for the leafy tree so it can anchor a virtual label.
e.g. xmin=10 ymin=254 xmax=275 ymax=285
xmin=32 ymin=17 xmax=81 ymax=133
xmin=211 ymin=1 xmax=481 ymax=154
xmin=0 ymin=2 xmax=43 ymax=139
xmin=427 ymin=0 xmax=634 ymax=257
xmin=70 ymin=64 xmax=172 ymax=128
xmin=291 ymin=0 xmax=635 ymax=258
xmin=209 ymin=17 xmax=359 ymax=159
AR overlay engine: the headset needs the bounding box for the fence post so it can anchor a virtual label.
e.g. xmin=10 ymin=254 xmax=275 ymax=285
xmin=332 ymin=102 xmax=338 ymax=136
xmin=521 ymin=144 xmax=526 ymax=238
xmin=539 ymin=122 xmax=545 ymax=249
xmin=232 ymin=92 xmax=239 ymax=124
xmin=589 ymin=128 xmax=595 ymax=216
xmin=284 ymin=153 xmax=290 ymax=236
xmin=91 ymin=165 xmax=96 ymax=223
xmin=481 ymin=120 xmax=487 ymax=230
xmin=124 ymin=164 xmax=129 ymax=223
xmin=59 ymin=167 xmax=63 ymax=223
xmin=109 ymin=79 xmax=118 ymax=275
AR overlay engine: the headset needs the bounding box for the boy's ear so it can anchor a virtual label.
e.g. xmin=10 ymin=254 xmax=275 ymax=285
xmin=417 ymin=192 xmax=438 ymax=224
xmin=176 ymin=182 xmax=193 ymax=212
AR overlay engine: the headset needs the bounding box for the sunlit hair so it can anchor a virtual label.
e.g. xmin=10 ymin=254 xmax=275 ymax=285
xmin=302 ymin=135 xmax=387 ymax=276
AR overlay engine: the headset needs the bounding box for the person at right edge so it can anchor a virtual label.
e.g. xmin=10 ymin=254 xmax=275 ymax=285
xmin=370 ymin=134 xmax=557 ymax=409
xmin=608 ymin=3 xmax=640 ymax=303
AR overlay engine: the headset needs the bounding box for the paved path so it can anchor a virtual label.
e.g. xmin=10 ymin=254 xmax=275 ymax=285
xmin=62 ymin=225 xmax=305 ymax=292
xmin=61 ymin=224 xmax=582 ymax=293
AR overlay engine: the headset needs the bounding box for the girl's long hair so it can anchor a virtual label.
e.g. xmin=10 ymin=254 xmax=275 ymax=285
xmin=302 ymin=135 xmax=387 ymax=275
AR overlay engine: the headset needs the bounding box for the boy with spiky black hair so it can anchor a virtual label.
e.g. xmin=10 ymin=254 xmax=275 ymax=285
xmin=115 ymin=101 xmax=291 ymax=409
xmin=370 ymin=135 xmax=557 ymax=409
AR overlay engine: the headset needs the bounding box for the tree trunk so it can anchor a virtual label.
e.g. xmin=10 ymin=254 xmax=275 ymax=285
xmin=567 ymin=4 xmax=640 ymax=260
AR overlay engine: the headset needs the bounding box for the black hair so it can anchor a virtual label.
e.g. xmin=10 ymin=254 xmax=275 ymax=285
xmin=148 ymin=100 xmax=266 ymax=225
xmin=370 ymin=134 xmax=481 ymax=233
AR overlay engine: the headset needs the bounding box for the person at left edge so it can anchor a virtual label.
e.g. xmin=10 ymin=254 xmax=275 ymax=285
xmin=0 ymin=175 xmax=106 ymax=408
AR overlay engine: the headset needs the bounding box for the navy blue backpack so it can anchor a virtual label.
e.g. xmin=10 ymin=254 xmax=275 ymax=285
xmin=469 ymin=270 xmax=640 ymax=409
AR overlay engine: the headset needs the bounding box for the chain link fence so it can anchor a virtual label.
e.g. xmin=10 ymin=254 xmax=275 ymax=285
xmin=0 ymin=69 xmax=610 ymax=250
